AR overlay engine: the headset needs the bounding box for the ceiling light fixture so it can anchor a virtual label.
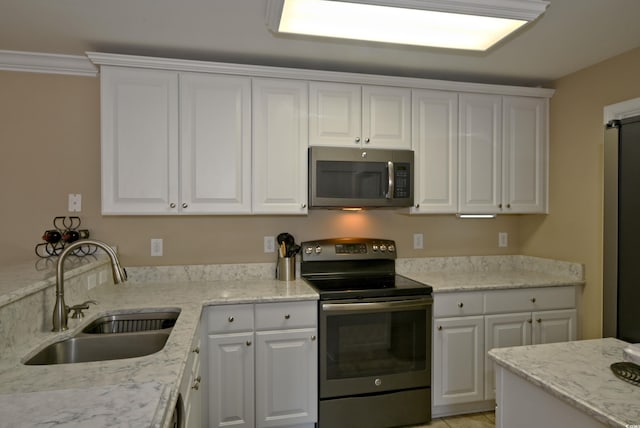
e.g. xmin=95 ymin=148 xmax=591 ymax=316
xmin=266 ymin=0 xmax=549 ymax=51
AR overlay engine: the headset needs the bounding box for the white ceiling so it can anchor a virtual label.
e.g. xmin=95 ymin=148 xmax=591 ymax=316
xmin=2 ymin=0 xmax=640 ymax=86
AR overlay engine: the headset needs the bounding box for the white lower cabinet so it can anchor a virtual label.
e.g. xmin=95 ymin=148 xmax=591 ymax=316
xmin=204 ymin=301 xmax=317 ymax=428
xmin=432 ymin=286 xmax=577 ymax=417
xmin=179 ymin=323 xmax=203 ymax=428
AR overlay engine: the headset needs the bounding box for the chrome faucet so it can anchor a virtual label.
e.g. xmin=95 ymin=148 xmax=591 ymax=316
xmin=52 ymin=239 xmax=127 ymax=332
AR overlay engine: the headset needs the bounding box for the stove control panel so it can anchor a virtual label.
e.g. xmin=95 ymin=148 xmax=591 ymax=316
xmin=301 ymin=238 xmax=396 ymax=262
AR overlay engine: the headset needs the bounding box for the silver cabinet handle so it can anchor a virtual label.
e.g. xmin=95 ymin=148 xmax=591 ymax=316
xmin=284 ymin=314 xmax=291 ymax=320
xmin=458 ymin=302 xmax=464 ymax=308
xmin=301 ymin=203 xmax=307 ymax=209
xmin=192 ymin=347 xmax=200 ymax=354
xmin=311 ymin=335 xmax=316 ymax=341
xmin=246 ymin=340 xmax=252 ymax=346
xmin=182 ymin=203 xmax=188 ymax=209
xmin=536 ymin=318 xmax=542 ymax=323
xmin=528 ymin=319 xmax=533 ymax=324
xmin=530 ymin=298 xmax=536 ymax=303
xmin=438 ymin=326 xmax=443 ymax=331
xmin=364 ymin=138 xmax=370 ymax=143
xmin=192 ymin=376 xmax=201 ymax=390
xmin=355 ymin=137 xmax=361 ymax=143
xmin=228 ymin=316 xmax=234 ymax=322
xmin=169 ymin=203 xmax=176 ymax=208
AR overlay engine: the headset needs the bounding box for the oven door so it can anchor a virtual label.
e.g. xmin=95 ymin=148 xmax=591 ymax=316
xmin=319 ymin=296 xmax=432 ymax=399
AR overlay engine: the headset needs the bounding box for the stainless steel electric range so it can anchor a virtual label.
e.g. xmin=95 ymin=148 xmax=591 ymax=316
xmin=300 ymin=238 xmax=433 ymax=428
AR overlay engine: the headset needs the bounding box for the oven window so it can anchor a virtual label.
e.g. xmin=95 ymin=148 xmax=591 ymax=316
xmin=325 ymin=308 xmax=426 ymax=379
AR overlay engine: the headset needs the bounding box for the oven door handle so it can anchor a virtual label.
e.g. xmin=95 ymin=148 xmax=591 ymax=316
xmin=322 ymin=298 xmax=432 ymax=312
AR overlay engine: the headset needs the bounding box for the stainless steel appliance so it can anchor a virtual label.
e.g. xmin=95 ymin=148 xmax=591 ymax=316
xmin=301 ymin=238 xmax=433 ymax=428
xmin=604 ymin=116 xmax=640 ymax=342
xmin=308 ymin=146 xmax=414 ymax=208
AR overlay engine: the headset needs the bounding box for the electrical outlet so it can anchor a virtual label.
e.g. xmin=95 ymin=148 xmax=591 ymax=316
xmin=264 ymin=236 xmax=276 ymax=253
xmin=498 ymin=232 xmax=508 ymax=248
xmin=151 ymin=238 xmax=163 ymax=256
xmin=413 ymin=233 xmax=424 ymax=250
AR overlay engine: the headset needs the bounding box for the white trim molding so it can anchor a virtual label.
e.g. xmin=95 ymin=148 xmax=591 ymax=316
xmin=0 ymin=50 xmax=98 ymax=77
xmin=604 ymin=97 xmax=640 ymax=125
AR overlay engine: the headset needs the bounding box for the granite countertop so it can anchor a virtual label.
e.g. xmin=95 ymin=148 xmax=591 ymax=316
xmin=0 ymin=254 xmax=584 ymax=427
xmin=489 ymin=338 xmax=640 ymax=427
xmin=0 ymin=267 xmax=317 ymax=428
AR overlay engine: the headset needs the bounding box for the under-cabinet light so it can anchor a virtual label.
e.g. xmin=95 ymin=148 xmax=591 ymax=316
xmin=266 ymin=0 xmax=549 ymax=51
xmin=457 ymin=214 xmax=497 ymax=219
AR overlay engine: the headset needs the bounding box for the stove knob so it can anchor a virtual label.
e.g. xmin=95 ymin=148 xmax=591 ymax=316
xmin=315 ymin=245 xmax=322 ymax=254
xmin=379 ymin=244 xmax=387 ymax=252
xmin=372 ymin=244 xmax=379 ymax=252
xmin=304 ymin=246 xmax=313 ymax=255
xmin=388 ymin=244 xmax=395 ymax=252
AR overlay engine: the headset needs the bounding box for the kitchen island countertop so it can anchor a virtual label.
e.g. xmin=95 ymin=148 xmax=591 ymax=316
xmin=489 ymin=338 xmax=640 ymax=427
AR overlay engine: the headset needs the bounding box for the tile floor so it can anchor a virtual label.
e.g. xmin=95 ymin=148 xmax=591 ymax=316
xmin=412 ymin=412 xmax=495 ymax=428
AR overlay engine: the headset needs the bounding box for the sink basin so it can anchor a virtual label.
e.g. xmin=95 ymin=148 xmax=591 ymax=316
xmin=24 ymin=331 xmax=171 ymax=365
xmin=82 ymin=309 xmax=180 ymax=334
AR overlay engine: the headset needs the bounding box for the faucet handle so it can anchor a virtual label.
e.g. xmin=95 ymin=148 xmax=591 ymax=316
xmin=68 ymin=300 xmax=97 ymax=319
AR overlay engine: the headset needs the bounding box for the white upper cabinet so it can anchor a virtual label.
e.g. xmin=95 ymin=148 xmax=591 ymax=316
xmin=458 ymin=93 xmax=503 ymax=214
xmin=309 ymin=82 xmax=411 ymax=149
xmin=458 ymin=93 xmax=548 ymax=214
xmin=252 ymin=78 xmax=309 ymax=214
xmin=101 ymin=67 xmax=252 ymax=214
xmin=180 ymin=73 xmax=252 ymax=214
xmin=502 ymin=96 xmax=548 ymax=213
xmin=411 ymin=90 xmax=459 ymax=213
xmin=101 ymin=66 xmax=180 ymax=214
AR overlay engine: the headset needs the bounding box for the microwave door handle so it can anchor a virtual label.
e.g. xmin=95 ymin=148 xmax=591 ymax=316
xmin=386 ymin=161 xmax=395 ymax=199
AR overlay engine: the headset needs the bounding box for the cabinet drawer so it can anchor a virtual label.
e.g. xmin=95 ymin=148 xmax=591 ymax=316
xmin=255 ymin=301 xmax=317 ymax=330
xmin=206 ymin=304 xmax=254 ymax=333
xmin=484 ymin=286 xmax=575 ymax=314
xmin=434 ymin=292 xmax=484 ymax=317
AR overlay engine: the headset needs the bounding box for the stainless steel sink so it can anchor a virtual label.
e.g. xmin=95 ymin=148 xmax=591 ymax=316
xmin=24 ymin=309 xmax=181 ymax=365
xmin=81 ymin=309 xmax=180 ymax=334
xmin=24 ymin=331 xmax=171 ymax=365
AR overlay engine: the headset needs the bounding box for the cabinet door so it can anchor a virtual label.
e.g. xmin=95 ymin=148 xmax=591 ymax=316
xmin=255 ymin=328 xmax=318 ymax=427
xmin=484 ymin=312 xmax=532 ymax=400
xmin=309 ymin=82 xmax=361 ymax=147
xmin=411 ymin=89 xmax=458 ymax=213
xmin=208 ymin=332 xmax=255 ymax=428
xmin=362 ymin=85 xmax=412 ymax=149
xmin=532 ymin=309 xmax=576 ymax=345
xmin=101 ymin=66 xmax=179 ymax=214
xmin=502 ymin=96 xmax=548 ymax=213
xmin=180 ymin=73 xmax=252 ymax=214
xmin=433 ymin=316 xmax=484 ymax=406
xmin=458 ymin=93 xmax=502 ymax=214
xmin=252 ymin=78 xmax=308 ymax=214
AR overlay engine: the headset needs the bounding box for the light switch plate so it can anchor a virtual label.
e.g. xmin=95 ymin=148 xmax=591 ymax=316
xmin=68 ymin=193 xmax=82 ymax=212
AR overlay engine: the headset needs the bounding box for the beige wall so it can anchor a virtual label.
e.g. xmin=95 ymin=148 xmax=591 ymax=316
xmin=0 ymin=69 xmax=520 ymax=267
xmin=520 ymin=47 xmax=640 ymax=339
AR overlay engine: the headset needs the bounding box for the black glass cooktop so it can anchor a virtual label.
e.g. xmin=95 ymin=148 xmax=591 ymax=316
xmin=304 ymin=274 xmax=433 ymax=300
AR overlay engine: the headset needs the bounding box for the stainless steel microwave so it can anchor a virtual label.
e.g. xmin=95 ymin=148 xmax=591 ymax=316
xmin=308 ymin=146 xmax=414 ymax=209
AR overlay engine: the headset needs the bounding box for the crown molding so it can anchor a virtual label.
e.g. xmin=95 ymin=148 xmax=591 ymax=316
xmin=87 ymin=51 xmax=555 ymax=98
xmin=0 ymin=50 xmax=98 ymax=77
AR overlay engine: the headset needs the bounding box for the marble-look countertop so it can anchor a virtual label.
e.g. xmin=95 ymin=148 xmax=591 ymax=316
xmin=489 ymin=338 xmax=640 ymax=427
xmin=0 ymin=274 xmax=317 ymax=428
xmin=398 ymin=255 xmax=584 ymax=293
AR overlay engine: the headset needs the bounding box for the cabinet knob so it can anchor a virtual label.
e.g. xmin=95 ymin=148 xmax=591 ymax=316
xmin=192 ymin=376 xmax=201 ymax=390
xmin=498 ymin=203 xmax=503 ymax=209
xmin=458 ymin=302 xmax=464 ymax=308
xmin=301 ymin=203 xmax=307 ymax=209
xmin=507 ymin=203 xmax=511 ymax=208
xmin=536 ymin=318 xmax=542 ymax=323
xmin=438 ymin=326 xmax=443 ymax=331
xmin=169 ymin=203 xmax=176 ymax=208
xmin=355 ymin=137 xmax=361 ymax=143
xmin=246 ymin=340 xmax=252 ymax=346
xmin=528 ymin=319 xmax=533 ymax=324
xmin=228 ymin=316 xmax=234 ymax=322
xmin=284 ymin=314 xmax=291 ymax=320
xmin=530 ymin=297 xmax=536 ymax=303
xmin=182 ymin=203 xmax=188 ymax=209
xmin=192 ymin=347 xmax=200 ymax=354
xmin=311 ymin=335 xmax=316 ymax=341
xmin=364 ymin=138 xmax=370 ymax=144
xmin=415 ymin=204 xmax=420 ymax=208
